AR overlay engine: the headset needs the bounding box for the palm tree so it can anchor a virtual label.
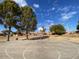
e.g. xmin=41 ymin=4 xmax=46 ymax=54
xmin=0 ymin=0 xmax=20 ymax=41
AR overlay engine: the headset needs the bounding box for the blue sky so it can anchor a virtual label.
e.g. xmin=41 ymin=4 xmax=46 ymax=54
xmin=0 ymin=0 xmax=79 ymax=32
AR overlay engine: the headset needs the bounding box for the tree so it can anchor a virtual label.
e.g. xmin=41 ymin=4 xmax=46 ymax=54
xmin=21 ymin=6 xmax=37 ymax=39
xmin=14 ymin=17 xmax=24 ymax=36
xmin=77 ymin=21 xmax=79 ymax=31
xmin=76 ymin=21 xmax=79 ymax=33
xmin=0 ymin=0 xmax=20 ymax=41
xmin=50 ymin=24 xmax=66 ymax=35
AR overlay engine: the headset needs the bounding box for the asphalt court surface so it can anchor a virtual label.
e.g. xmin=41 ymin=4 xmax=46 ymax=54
xmin=0 ymin=39 xmax=79 ymax=59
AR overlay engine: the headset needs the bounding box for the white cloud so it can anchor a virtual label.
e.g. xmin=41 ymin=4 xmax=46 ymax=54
xmin=46 ymin=20 xmax=54 ymax=23
xmin=52 ymin=7 xmax=55 ymax=11
xmin=62 ymin=15 xmax=71 ymax=20
xmin=56 ymin=7 xmax=70 ymax=13
xmin=33 ymin=4 xmax=39 ymax=8
xmin=56 ymin=6 xmax=78 ymax=21
xmin=61 ymin=11 xmax=77 ymax=20
xmin=13 ymin=0 xmax=28 ymax=7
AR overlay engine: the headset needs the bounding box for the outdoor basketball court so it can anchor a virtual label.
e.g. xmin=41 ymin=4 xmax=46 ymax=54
xmin=0 ymin=39 xmax=79 ymax=59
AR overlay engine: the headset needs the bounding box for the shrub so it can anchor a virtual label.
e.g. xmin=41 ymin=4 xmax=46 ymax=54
xmin=50 ymin=24 xmax=66 ymax=35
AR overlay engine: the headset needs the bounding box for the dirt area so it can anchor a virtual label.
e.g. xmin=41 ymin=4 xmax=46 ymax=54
xmin=0 ymin=33 xmax=79 ymax=43
xmin=49 ymin=34 xmax=79 ymax=43
xmin=0 ymin=35 xmax=49 ymax=41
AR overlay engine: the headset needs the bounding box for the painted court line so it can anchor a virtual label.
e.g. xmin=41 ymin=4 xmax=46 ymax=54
xmin=5 ymin=48 xmax=14 ymax=59
xmin=23 ymin=49 xmax=26 ymax=59
xmin=57 ymin=50 xmax=61 ymax=59
xmin=23 ymin=48 xmax=34 ymax=59
xmin=23 ymin=48 xmax=31 ymax=59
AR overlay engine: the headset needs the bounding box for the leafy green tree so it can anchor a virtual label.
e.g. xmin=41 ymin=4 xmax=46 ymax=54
xmin=14 ymin=18 xmax=24 ymax=36
xmin=50 ymin=24 xmax=66 ymax=35
xmin=0 ymin=0 xmax=20 ymax=41
xmin=77 ymin=21 xmax=79 ymax=31
xmin=21 ymin=6 xmax=37 ymax=39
